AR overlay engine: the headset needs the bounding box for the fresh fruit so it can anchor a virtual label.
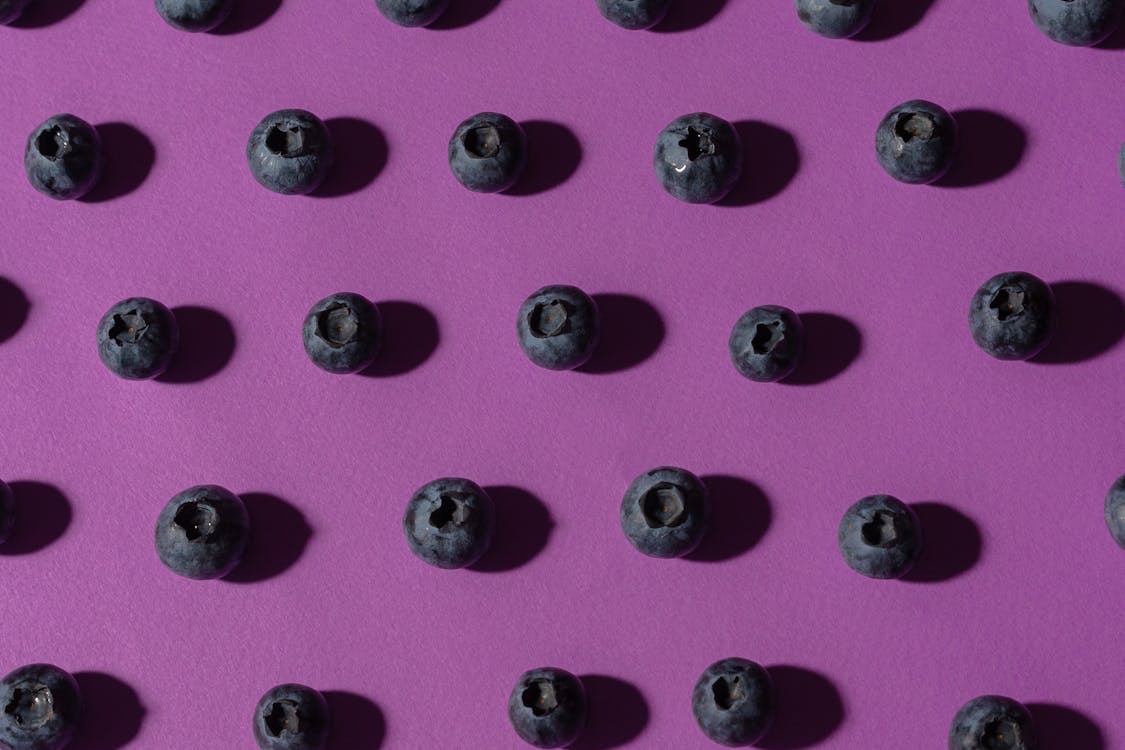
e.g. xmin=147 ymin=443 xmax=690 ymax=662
xmin=0 ymin=664 xmax=82 ymax=750
xmin=302 ymin=292 xmax=382 ymax=374
xmin=837 ymin=494 xmax=921 ymax=579
xmin=448 ymin=112 xmax=527 ymax=193
xmin=247 ymin=110 xmax=334 ymax=195
xmin=653 ymin=113 xmax=742 ymax=204
xmin=875 ymin=100 xmax=957 ymax=184
xmin=252 ymin=684 xmax=330 ymax=750
xmin=374 ymin=0 xmax=449 ymax=26
xmin=507 ymin=668 xmax=588 ymax=748
xmin=691 ymin=658 xmax=774 ymax=747
xmin=403 ymin=477 xmax=495 ymax=569
xmin=620 ymin=466 xmax=709 ymax=558
xmin=154 ymin=485 xmax=250 ymax=580
xmin=516 ymin=285 xmax=600 ymax=371
xmin=594 ymin=0 xmax=672 ymax=29
xmin=948 ymin=695 xmax=1038 ymax=750
xmin=96 ymin=297 xmax=180 ymax=380
xmin=24 ymin=115 xmax=103 ymax=201
xmin=1028 ymin=0 xmax=1123 ymax=45
xmin=1105 ymin=475 xmax=1125 ymax=548
xmin=968 ymin=271 xmax=1057 ymax=360
xmin=728 ymin=305 xmax=805 ymax=382
xmin=795 ymin=0 xmax=877 ymax=38
xmin=154 ymin=0 xmax=233 ymax=31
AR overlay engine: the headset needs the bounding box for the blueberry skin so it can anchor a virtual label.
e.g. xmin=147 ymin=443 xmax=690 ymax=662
xmin=374 ymin=0 xmax=449 ymax=26
xmin=24 ymin=115 xmax=103 ymax=201
xmin=1118 ymin=143 xmax=1125 ymax=185
xmin=837 ymin=495 xmax=921 ymax=579
xmin=247 ymin=110 xmax=334 ymax=196
xmin=0 ymin=480 xmax=12 ymax=546
xmin=154 ymin=0 xmax=233 ymax=31
xmin=949 ymin=695 xmax=1038 ymax=750
xmin=654 ymin=113 xmax=742 ymax=204
xmin=1105 ymin=475 xmax=1125 ymax=548
xmin=796 ymin=0 xmax=876 ymax=38
xmin=155 ymin=485 xmax=250 ymax=580
xmin=875 ymin=100 xmax=958 ymax=185
xmin=968 ymin=271 xmax=1057 ymax=361
xmin=516 ymin=285 xmax=600 ymax=371
xmin=728 ymin=305 xmax=805 ymax=383
xmin=691 ymin=658 xmax=774 ymax=747
xmin=507 ymin=668 xmax=587 ymax=748
xmin=594 ymin=0 xmax=672 ymax=29
xmin=620 ymin=466 xmax=709 ymax=558
xmin=253 ymin=684 xmax=330 ymax=750
xmin=95 ymin=297 xmax=180 ymax=380
xmin=0 ymin=0 xmax=31 ymax=25
xmin=0 ymin=664 xmax=83 ymax=750
xmin=1028 ymin=0 xmax=1123 ymax=45
xmin=301 ymin=293 xmax=382 ymax=375
xmin=403 ymin=478 xmax=495 ymax=569
xmin=448 ymin=113 xmax=527 ymax=193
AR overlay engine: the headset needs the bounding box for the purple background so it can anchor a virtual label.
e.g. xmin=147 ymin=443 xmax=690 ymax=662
xmin=2 ymin=0 xmax=1124 ymax=747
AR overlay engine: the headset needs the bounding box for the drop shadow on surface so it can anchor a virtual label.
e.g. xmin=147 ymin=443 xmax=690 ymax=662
xmin=578 ymin=294 xmax=665 ymax=374
xmin=1027 ymin=703 xmax=1106 ymax=750
xmin=358 ymin=301 xmax=439 ymax=377
xmin=10 ymin=0 xmax=85 ymax=27
xmin=471 ymin=486 xmax=554 ymax=572
xmin=0 ymin=481 xmax=72 ymax=555
xmin=780 ymin=313 xmax=861 ymax=386
xmin=902 ymin=503 xmax=982 ymax=583
xmin=324 ymin=691 xmax=387 ymax=750
xmin=80 ymin=123 xmax=155 ymax=203
xmin=853 ymin=0 xmax=940 ymax=41
xmin=224 ymin=493 xmax=312 ymax=583
xmin=1032 ymin=281 xmax=1125 ymax=364
xmin=428 ymin=0 xmax=502 ymax=29
xmin=572 ymin=675 xmax=649 ymax=750
xmin=72 ymin=672 xmax=146 ymax=750
xmin=157 ymin=306 xmax=236 ymax=384
xmin=312 ymin=118 xmax=388 ymax=198
xmin=1094 ymin=16 xmax=1125 ymax=49
xmin=505 ymin=121 xmax=581 ymax=196
xmin=717 ymin=121 xmax=799 ymax=207
xmin=687 ymin=475 xmax=771 ymax=563
xmin=759 ymin=666 xmax=845 ymax=749
xmin=213 ymin=0 xmax=283 ymax=34
xmin=936 ymin=110 xmax=1026 ymax=188
xmin=652 ymin=0 xmax=727 ymax=32
xmin=0 ymin=278 xmax=30 ymax=344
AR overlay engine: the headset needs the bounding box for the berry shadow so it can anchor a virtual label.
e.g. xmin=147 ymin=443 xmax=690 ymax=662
xmin=0 ymin=481 xmax=72 ymax=555
xmin=157 ymin=306 xmax=236 ymax=384
xmin=687 ymin=475 xmax=771 ymax=563
xmin=718 ymin=121 xmax=800 ymax=207
xmin=1095 ymin=17 xmax=1125 ymax=48
xmin=213 ymin=0 xmax=283 ymax=34
xmin=572 ymin=675 xmax=649 ymax=750
xmin=224 ymin=493 xmax=312 ymax=583
xmin=0 ymin=277 xmax=30 ymax=345
xmin=72 ymin=672 xmax=145 ymax=750
xmin=428 ymin=0 xmax=502 ymax=29
xmin=854 ymin=0 xmax=940 ymax=41
xmin=652 ymin=0 xmax=727 ymax=32
xmin=759 ymin=666 xmax=844 ymax=749
xmin=80 ymin=123 xmax=155 ymax=203
xmin=1032 ymin=281 xmax=1125 ymax=364
xmin=323 ymin=691 xmax=386 ymax=750
xmin=312 ymin=118 xmax=388 ymax=198
xmin=359 ymin=301 xmax=440 ymax=377
xmin=1026 ymin=703 xmax=1106 ymax=750
xmin=936 ymin=110 xmax=1026 ymax=188
xmin=578 ymin=294 xmax=665 ymax=374
xmin=471 ymin=486 xmax=554 ymax=572
xmin=781 ymin=313 xmax=862 ymax=386
xmin=902 ymin=503 xmax=982 ymax=583
xmin=505 ymin=121 xmax=582 ymax=196
xmin=10 ymin=0 xmax=85 ymax=27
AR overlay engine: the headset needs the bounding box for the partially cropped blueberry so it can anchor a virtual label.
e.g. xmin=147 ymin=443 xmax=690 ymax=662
xmin=0 ymin=480 xmax=12 ymax=546
xmin=595 ymin=0 xmax=672 ymax=29
xmin=516 ymin=285 xmax=600 ymax=370
xmin=374 ymin=0 xmax=449 ymax=26
xmin=96 ymin=297 xmax=180 ymax=380
xmin=247 ymin=110 xmax=334 ymax=195
xmin=508 ymin=668 xmax=587 ymax=748
xmin=1105 ymin=475 xmax=1125 ymax=548
xmin=654 ymin=113 xmax=742 ymax=204
xmin=24 ymin=115 xmax=103 ymax=201
xmin=0 ymin=664 xmax=82 ymax=750
xmin=875 ymin=100 xmax=957 ymax=185
xmin=692 ymin=658 xmax=774 ymax=747
xmin=448 ymin=113 xmax=527 ymax=193
xmin=620 ymin=466 xmax=708 ymax=558
xmin=1028 ymin=0 xmax=1123 ymax=45
xmin=253 ymin=684 xmax=330 ymax=750
xmin=403 ymin=477 xmax=495 ymax=569
xmin=155 ymin=485 xmax=250 ymax=580
xmin=154 ymin=0 xmax=233 ymax=31
xmin=1118 ymin=143 xmax=1125 ymax=185
xmin=949 ymin=695 xmax=1038 ymax=750
xmin=838 ymin=494 xmax=921 ymax=579
xmin=968 ymin=271 xmax=1057 ymax=361
xmin=0 ymin=0 xmax=31 ymax=24
xmin=796 ymin=0 xmax=876 ymax=37
xmin=301 ymin=292 xmax=382 ymax=374
xmin=729 ymin=305 xmax=804 ymax=383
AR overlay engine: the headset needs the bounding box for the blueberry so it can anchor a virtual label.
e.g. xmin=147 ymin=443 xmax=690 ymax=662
xmin=516 ymin=285 xmax=600 ymax=371
xmin=302 ymin=292 xmax=382 ymax=374
xmin=154 ymin=0 xmax=233 ymax=31
xmin=795 ymin=0 xmax=876 ymax=38
xmin=24 ymin=115 xmax=103 ymax=201
xmin=403 ymin=477 xmax=495 ymax=569
xmin=691 ymin=658 xmax=774 ymax=747
xmin=620 ymin=466 xmax=709 ymax=558
xmin=1118 ymin=142 xmax=1125 ymax=185
xmin=96 ymin=297 xmax=180 ymax=380
xmin=252 ymin=684 xmax=330 ymax=750
xmin=1028 ymin=0 xmax=1123 ymax=45
xmin=507 ymin=668 xmax=587 ymax=748
xmin=728 ymin=305 xmax=805 ymax=383
xmin=247 ymin=110 xmax=334 ymax=196
xmin=155 ymin=485 xmax=250 ymax=580
xmin=0 ymin=0 xmax=31 ymax=25
xmin=448 ymin=113 xmax=527 ymax=193
xmin=0 ymin=480 xmax=12 ymax=546
xmin=968 ymin=271 xmax=1057 ymax=361
xmin=1105 ymin=475 xmax=1125 ymax=548
xmin=949 ymin=695 xmax=1038 ymax=750
xmin=837 ymin=494 xmax=921 ymax=579
xmin=875 ymin=100 xmax=957 ymax=185
xmin=0 ymin=664 xmax=82 ymax=750
xmin=374 ymin=0 xmax=449 ymax=26
xmin=654 ymin=113 xmax=742 ymax=204
xmin=594 ymin=0 xmax=672 ymax=29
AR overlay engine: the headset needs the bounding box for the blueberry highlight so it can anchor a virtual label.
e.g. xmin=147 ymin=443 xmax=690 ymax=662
xmin=1105 ymin=475 xmax=1125 ymax=548
xmin=0 ymin=0 xmax=31 ymax=24
xmin=691 ymin=658 xmax=774 ymax=747
xmin=654 ymin=113 xmax=743 ymax=204
xmin=403 ymin=477 xmax=495 ymax=569
xmin=154 ymin=0 xmax=233 ymax=31
xmin=448 ymin=113 xmax=528 ymax=193
xmin=0 ymin=664 xmax=82 ymax=750
xmin=247 ymin=110 xmax=334 ymax=195
xmin=516 ymin=285 xmax=600 ymax=370
xmin=155 ymin=485 xmax=250 ymax=580
xmin=949 ymin=695 xmax=1038 ymax=750
xmin=0 ymin=480 xmax=12 ymax=545
xmin=24 ymin=115 xmax=103 ymax=201
xmin=96 ymin=297 xmax=180 ymax=380
xmin=795 ymin=0 xmax=877 ymax=38
xmin=253 ymin=684 xmax=330 ymax=750
xmin=1028 ymin=0 xmax=1124 ymax=46
xmin=875 ymin=100 xmax=957 ymax=184
xmin=374 ymin=0 xmax=449 ymax=26
xmin=620 ymin=466 xmax=709 ymax=558
xmin=302 ymin=292 xmax=382 ymax=374
xmin=968 ymin=271 xmax=1057 ymax=360
xmin=508 ymin=668 xmax=587 ymax=748
xmin=594 ymin=0 xmax=672 ymax=29
xmin=729 ymin=305 xmax=805 ymax=382
xmin=837 ymin=494 xmax=921 ymax=579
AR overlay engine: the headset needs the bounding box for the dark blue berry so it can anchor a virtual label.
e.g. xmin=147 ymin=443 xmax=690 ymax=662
xmin=728 ymin=305 xmax=804 ymax=383
xmin=1105 ymin=475 xmax=1125 ymax=548
xmin=516 ymin=285 xmax=600 ymax=371
xmin=302 ymin=293 xmax=382 ymax=375
xmin=837 ymin=495 xmax=921 ymax=579
xmin=403 ymin=478 xmax=495 ymax=569
xmin=448 ymin=113 xmax=527 ymax=193
xmin=507 ymin=668 xmax=587 ymax=748
xmin=24 ymin=115 xmax=103 ymax=201
xmin=968 ymin=271 xmax=1057 ymax=361
xmin=0 ymin=664 xmax=82 ymax=750
xmin=253 ymin=684 xmax=330 ymax=750
xmin=691 ymin=658 xmax=774 ymax=747
xmin=594 ymin=0 xmax=672 ymax=29
xmin=654 ymin=113 xmax=742 ymax=204
xmin=0 ymin=0 xmax=31 ymax=24
xmin=154 ymin=0 xmax=233 ymax=31
xmin=96 ymin=298 xmax=180 ymax=380
xmin=620 ymin=466 xmax=709 ymax=558
xmin=247 ymin=110 xmax=334 ymax=196
xmin=1028 ymin=0 xmax=1123 ymax=45
xmin=374 ymin=0 xmax=449 ymax=26
xmin=0 ymin=480 xmax=12 ymax=546
xmin=796 ymin=0 xmax=876 ymax=37
xmin=875 ymin=100 xmax=957 ymax=185
xmin=949 ymin=695 xmax=1037 ymax=750
xmin=155 ymin=485 xmax=250 ymax=580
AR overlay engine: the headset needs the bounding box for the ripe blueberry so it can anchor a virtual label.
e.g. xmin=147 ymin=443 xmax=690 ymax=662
xmin=24 ymin=115 xmax=103 ymax=201
xmin=691 ymin=658 xmax=774 ymax=747
xmin=154 ymin=0 xmax=233 ymax=31
xmin=968 ymin=271 xmax=1057 ymax=361
xmin=448 ymin=113 xmax=527 ymax=193
xmin=654 ymin=113 xmax=743 ymax=204
xmin=594 ymin=0 xmax=672 ymax=29
xmin=403 ymin=477 xmax=495 ymax=569
xmin=949 ymin=695 xmax=1038 ymax=750
xmin=1028 ymin=0 xmax=1123 ymax=45
xmin=1105 ymin=475 xmax=1125 ymax=548
xmin=516 ymin=285 xmax=600 ymax=371
xmin=253 ymin=684 xmax=330 ymax=750
xmin=837 ymin=495 xmax=921 ymax=579
xmin=155 ymin=485 xmax=250 ymax=580
xmin=875 ymin=100 xmax=957 ymax=184
xmin=247 ymin=110 xmax=334 ymax=195
xmin=796 ymin=0 xmax=877 ymax=38
xmin=620 ymin=466 xmax=709 ymax=558
xmin=507 ymin=667 xmax=587 ymax=748
xmin=0 ymin=664 xmax=82 ymax=750
xmin=374 ymin=0 xmax=449 ymax=26
xmin=728 ymin=305 xmax=804 ymax=382
xmin=96 ymin=298 xmax=180 ymax=380
xmin=302 ymin=293 xmax=382 ymax=375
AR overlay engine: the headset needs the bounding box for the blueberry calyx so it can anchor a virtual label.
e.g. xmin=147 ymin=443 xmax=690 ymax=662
xmin=464 ymin=125 xmax=501 ymax=159
xmin=894 ymin=112 xmax=937 ymax=144
xmin=679 ymin=127 xmax=716 ymax=161
xmin=266 ymin=125 xmax=310 ymax=158
xmin=5 ymin=686 xmax=54 ymax=728
xmin=173 ymin=501 xmax=218 ymax=542
xmin=522 ymin=680 xmax=559 ymax=717
xmin=711 ymin=675 xmax=744 ymax=711
xmin=429 ymin=492 xmax=470 ymax=530
xmin=861 ymin=511 xmax=900 ymax=548
xmin=528 ymin=300 xmax=571 ymax=338
xmin=35 ymin=128 xmax=68 ymax=162
xmin=109 ymin=310 xmax=150 ymax=346
xmin=980 ymin=717 xmax=1022 ymax=748
xmin=263 ymin=699 xmax=302 ymax=737
xmin=641 ymin=483 xmax=687 ymax=528
xmin=989 ymin=287 xmax=1025 ymax=321
xmin=315 ymin=304 xmax=360 ymax=348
